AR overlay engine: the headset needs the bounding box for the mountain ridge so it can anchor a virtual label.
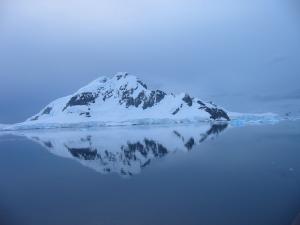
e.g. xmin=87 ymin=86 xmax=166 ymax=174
xmin=0 ymin=72 xmax=285 ymax=131
xmin=24 ymin=72 xmax=229 ymax=126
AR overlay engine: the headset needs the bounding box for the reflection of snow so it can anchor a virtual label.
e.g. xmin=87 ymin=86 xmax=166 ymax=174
xmin=11 ymin=124 xmax=227 ymax=177
xmin=229 ymin=112 xmax=281 ymax=126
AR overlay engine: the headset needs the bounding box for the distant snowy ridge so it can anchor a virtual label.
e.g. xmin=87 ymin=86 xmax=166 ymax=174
xmin=2 ymin=72 xmax=232 ymax=130
xmin=229 ymin=112 xmax=281 ymax=126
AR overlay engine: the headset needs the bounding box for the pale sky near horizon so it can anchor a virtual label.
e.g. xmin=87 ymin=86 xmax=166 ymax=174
xmin=0 ymin=0 xmax=300 ymax=123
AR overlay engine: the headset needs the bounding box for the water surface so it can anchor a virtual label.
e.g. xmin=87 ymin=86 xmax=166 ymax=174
xmin=0 ymin=121 xmax=300 ymax=225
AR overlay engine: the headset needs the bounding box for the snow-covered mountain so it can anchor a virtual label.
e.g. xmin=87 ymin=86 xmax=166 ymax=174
xmin=9 ymin=72 xmax=230 ymax=129
xmin=12 ymin=123 xmax=228 ymax=177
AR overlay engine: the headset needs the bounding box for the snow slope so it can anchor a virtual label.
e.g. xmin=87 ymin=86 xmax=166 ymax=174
xmin=4 ymin=73 xmax=231 ymax=130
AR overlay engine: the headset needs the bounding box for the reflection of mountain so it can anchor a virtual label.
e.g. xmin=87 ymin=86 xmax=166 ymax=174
xmin=18 ymin=124 xmax=227 ymax=177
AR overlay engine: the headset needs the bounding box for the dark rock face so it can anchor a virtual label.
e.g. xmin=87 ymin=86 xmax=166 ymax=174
xmin=207 ymin=124 xmax=228 ymax=135
xmin=173 ymin=130 xmax=184 ymax=140
xmin=100 ymin=78 xmax=107 ymax=83
xmin=43 ymin=141 xmax=53 ymax=148
xmin=182 ymin=94 xmax=193 ymax=107
xmin=172 ymin=123 xmax=228 ymax=146
xmin=61 ymin=77 xmax=167 ymax=112
xmin=68 ymin=147 xmax=98 ymax=160
xmin=141 ymin=159 xmax=151 ymax=168
xmin=63 ymin=137 xmax=171 ymax=176
xmin=42 ymin=107 xmax=52 ymax=115
xmin=63 ymin=137 xmax=170 ymax=171
xmin=118 ymin=87 xmax=135 ymax=107
xmin=30 ymin=116 xmax=39 ymax=121
xmin=185 ymin=138 xmax=195 ymax=150
xmin=199 ymin=123 xmax=228 ymax=143
xmin=134 ymin=91 xmax=146 ymax=108
xmin=102 ymin=89 xmax=114 ymax=101
xmin=155 ymin=90 xmax=166 ymax=103
xmin=124 ymin=139 xmax=168 ymax=159
xmin=142 ymin=91 xmax=156 ymax=109
xmin=196 ymin=99 xmax=230 ymax=121
xmin=80 ymin=112 xmax=91 ymax=117
xmin=172 ymin=107 xmax=180 ymax=115
xmin=172 ymin=104 xmax=183 ymax=115
xmin=205 ymin=108 xmax=230 ymax=121
xmin=63 ymin=92 xmax=98 ymax=111
xmin=125 ymin=97 xmax=135 ymax=108
xmin=137 ymin=80 xmax=147 ymax=89
xmin=197 ymin=100 xmax=205 ymax=106
xmin=116 ymin=73 xmax=128 ymax=80
xmin=120 ymin=89 xmax=166 ymax=110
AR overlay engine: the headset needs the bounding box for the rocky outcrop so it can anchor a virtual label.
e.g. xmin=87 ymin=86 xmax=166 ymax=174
xmin=63 ymin=92 xmax=98 ymax=111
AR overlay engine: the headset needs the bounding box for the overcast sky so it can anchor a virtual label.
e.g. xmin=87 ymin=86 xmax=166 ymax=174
xmin=1 ymin=0 xmax=300 ymax=123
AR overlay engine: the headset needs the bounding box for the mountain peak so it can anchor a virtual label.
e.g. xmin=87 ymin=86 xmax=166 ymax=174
xmin=114 ymin=72 xmax=129 ymax=79
xmin=19 ymin=72 xmax=230 ymax=128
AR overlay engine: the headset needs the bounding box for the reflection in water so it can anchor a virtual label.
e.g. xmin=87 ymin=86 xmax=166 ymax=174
xmin=15 ymin=123 xmax=227 ymax=177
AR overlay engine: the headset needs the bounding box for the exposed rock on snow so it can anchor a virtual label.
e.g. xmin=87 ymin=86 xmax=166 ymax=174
xmin=7 ymin=73 xmax=230 ymax=129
